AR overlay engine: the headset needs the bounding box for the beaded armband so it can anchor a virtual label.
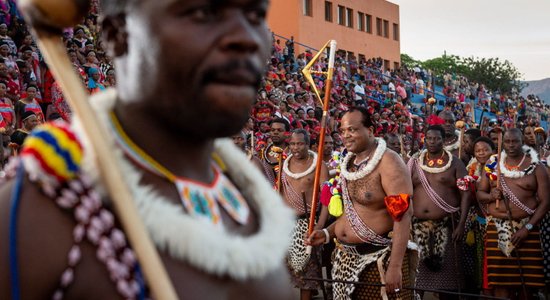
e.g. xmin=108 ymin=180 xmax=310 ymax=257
xmin=456 ymin=175 xmax=476 ymax=191
xmin=384 ymin=194 xmax=410 ymax=221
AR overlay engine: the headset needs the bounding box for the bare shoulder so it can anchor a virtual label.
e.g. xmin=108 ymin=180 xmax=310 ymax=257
xmin=451 ymin=155 xmax=467 ymax=176
xmin=0 ymin=177 xmax=76 ymax=299
xmin=535 ymin=162 xmax=549 ymax=179
xmin=380 ymin=149 xmax=408 ymax=172
xmin=379 ymin=150 xmax=413 ymax=195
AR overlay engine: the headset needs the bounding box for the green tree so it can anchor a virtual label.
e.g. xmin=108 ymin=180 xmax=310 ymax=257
xmin=459 ymin=56 xmax=525 ymax=93
xmin=403 ymin=53 xmax=525 ymax=93
xmin=400 ymin=53 xmax=419 ymax=69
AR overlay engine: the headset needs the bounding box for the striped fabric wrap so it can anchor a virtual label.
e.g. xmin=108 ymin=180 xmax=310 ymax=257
xmin=485 ymin=218 xmax=545 ymax=288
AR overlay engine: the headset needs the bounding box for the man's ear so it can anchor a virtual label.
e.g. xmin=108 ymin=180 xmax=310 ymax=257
xmin=100 ymin=14 xmax=127 ymax=57
xmin=368 ymin=126 xmax=375 ymax=135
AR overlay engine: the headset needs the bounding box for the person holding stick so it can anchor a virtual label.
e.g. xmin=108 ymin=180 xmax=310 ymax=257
xmin=261 ymin=117 xmax=289 ymax=185
xmin=281 ymin=129 xmax=328 ymax=300
xmin=477 ymin=128 xmax=549 ymax=299
xmin=0 ymin=0 xmax=296 ymax=299
xmin=307 ymin=107 xmax=415 ymax=300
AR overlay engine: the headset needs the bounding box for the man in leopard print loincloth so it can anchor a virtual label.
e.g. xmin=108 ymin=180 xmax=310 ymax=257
xmin=409 ymin=125 xmax=470 ymax=299
xmin=308 ymin=107 xmax=416 ymax=300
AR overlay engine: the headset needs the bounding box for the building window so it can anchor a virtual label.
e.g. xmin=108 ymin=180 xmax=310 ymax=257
xmin=393 ymin=23 xmax=399 ymax=41
xmin=365 ymin=14 xmax=372 ymax=33
xmin=337 ymin=5 xmax=345 ymax=25
xmin=376 ymin=18 xmax=382 ymax=36
xmin=384 ymin=59 xmax=390 ymax=71
xmin=303 ymin=0 xmax=312 ymax=17
xmin=325 ymin=1 xmax=333 ymax=22
xmin=394 ymin=62 xmax=400 ymax=70
xmin=346 ymin=8 xmax=353 ymax=28
xmin=357 ymin=12 xmax=365 ymax=31
xmin=383 ymin=20 xmax=389 ymax=38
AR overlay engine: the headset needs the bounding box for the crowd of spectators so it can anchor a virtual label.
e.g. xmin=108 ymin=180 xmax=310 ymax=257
xmin=248 ymin=35 xmax=549 ymax=157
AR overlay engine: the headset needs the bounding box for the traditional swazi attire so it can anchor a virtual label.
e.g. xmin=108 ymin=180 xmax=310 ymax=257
xmin=281 ymin=151 xmax=322 ymax=291
xmin=483 ymin=147 xmax=546 ymax=289
xmin=2 ymin=89 xmax=295 ymax=299
xmin=461 ymin=158 xmax=486 ymax=291
xmin=333 ymin=139 xmax=417 ymax=300
xmin=408 ymin=152 xmax=462 ymax=291
xmin=484 ymin=177 xmax=545 ymax=289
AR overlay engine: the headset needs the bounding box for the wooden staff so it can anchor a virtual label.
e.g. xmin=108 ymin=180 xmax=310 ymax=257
xmin=471 ymin=99 xmax=476 ymax=125
xmin=273 ymin=146 xmax=284 ymax=193
xmin=399 ymin=123 xmax=406 ymax=160
xmin=456 ymin=121 xmax=465 ymax=159
xmin=18 ymin=0 xmax=177 ymax=298
xmin=302 ymin=40 xmax=337 ymax=239
xmin=250 ymin=131 xmax=255 ymax=156
xmin=495 ymin=130 xmax=503 ymax=209
xmin=400 ymin=134 xmax=406 ymax=160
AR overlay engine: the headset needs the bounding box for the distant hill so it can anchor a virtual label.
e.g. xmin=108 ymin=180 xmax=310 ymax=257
xmin=522 ymin=78 xmax=550 ymax=104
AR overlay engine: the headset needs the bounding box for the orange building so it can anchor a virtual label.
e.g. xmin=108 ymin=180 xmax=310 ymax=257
xmin=268 ymin=0 xmax=401 ymax=70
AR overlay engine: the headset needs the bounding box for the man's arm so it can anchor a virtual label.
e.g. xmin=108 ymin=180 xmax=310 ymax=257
xmin=512 ymin=165 xmax=550 ymax=246
xmin=476 ymin=170 xmax=501 ymax=205
xmin=453 ymin=157 xmax=471 ymax=242
xmin=380 ymin=151 xmax=414 ymax=292
xmin=314 ymin=162 xmax=330 ymax=230
xmin=0 ymin=176 xmax=76 ymax=299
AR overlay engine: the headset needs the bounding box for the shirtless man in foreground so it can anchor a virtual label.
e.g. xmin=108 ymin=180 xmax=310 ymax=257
xmin=477 ymin=128 xmax=549 ymax=299
xmin=308 ymin=107 xmax=415 ymax=300
xmin=0 ymin=0 xmax=294 ymax=299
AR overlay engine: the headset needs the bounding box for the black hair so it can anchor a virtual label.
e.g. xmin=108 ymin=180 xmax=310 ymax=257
xmin=292 ymin=128 xmax=310 ymax=145
xmin=270 ymin=117 xmax=290 ymax=132
xmin=473 ymin=136 xmax=495 ymax=151
xmin=465 ymin=128 xmax=481 ymax=140
xmin=346 ymin=106 xmax=374 ymax=129
xmin=426 ymin=125 xmax=446 ymax=139
xmin=26 ymin=84 xmax=38 ymax=91
xmin=506 ymin=128 xmax=523 ymax=140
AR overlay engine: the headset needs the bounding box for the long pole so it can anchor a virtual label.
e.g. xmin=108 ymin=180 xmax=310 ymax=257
xmin=458 ymin=126 xmax=465 ymax=160
xmin=496 ymin=131 xmax=503 ymax=209
xmin=307 ymin=40 xmax=337 ymax=237
xmin=274 ymin=146 xmax=285 ymax=193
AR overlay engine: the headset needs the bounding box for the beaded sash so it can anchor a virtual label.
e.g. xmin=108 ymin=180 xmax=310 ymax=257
xmin=409 ymin=159 xmax=459 ymax=213
xmin=341 ymin=178 xmax=391 ymax=246
xmin=499 ymin=177 xmax=536 ymax=215
xmin=281 ymin=172 xmax=309 ymax=215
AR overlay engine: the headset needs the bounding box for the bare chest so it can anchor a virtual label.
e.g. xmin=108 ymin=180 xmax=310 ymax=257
xmin=346 ymin=172 xmax=385 ymax=207
xmin=412 ymin=163 xmax=456 ymax=188
xmin=501 ymin=174 xmax=537 ymax=193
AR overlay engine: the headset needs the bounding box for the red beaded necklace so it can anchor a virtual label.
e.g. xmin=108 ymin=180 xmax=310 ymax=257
xmin=426 ymin=151 xmax=445 ymax=167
